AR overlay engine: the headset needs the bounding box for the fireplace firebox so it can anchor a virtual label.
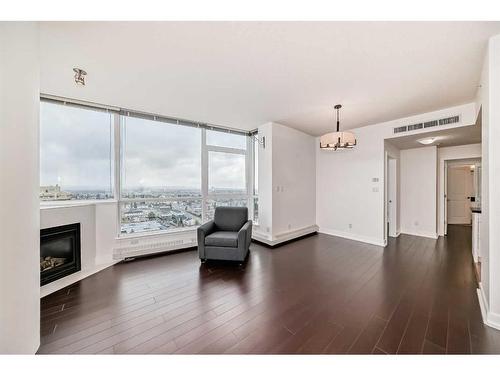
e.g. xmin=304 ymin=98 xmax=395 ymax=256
xmin=40 ymin=223 xmax=81 ymax=286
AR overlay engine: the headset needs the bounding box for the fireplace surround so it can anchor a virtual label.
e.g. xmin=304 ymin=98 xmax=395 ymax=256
xmin=40 ymin=223 xmax=81 ymax=286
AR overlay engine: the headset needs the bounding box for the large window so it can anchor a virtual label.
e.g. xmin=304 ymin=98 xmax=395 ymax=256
xmin=205 ymin=131 xmax=249 ymax=221
xmin=121 ymin=117 xmax=201 ymax=198
xmin=40 ymin=102 xmax=114 ymax=201
xmin=40 ymin=98 xmax=257 ymax=236
xmin=120 ymin=117 xmax=202 ymax=234
xmin=119 ymin=117 xmax=252 ymax=234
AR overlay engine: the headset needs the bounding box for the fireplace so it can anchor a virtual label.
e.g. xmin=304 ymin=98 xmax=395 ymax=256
xmin=40 ymin=223 xmax=81 ymax=286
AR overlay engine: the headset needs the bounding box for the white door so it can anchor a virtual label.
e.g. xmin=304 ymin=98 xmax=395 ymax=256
xmin=447 ymin=166 xmax=473 ymax=225
xmin=388 ymin=158 xmax=397 ymax=237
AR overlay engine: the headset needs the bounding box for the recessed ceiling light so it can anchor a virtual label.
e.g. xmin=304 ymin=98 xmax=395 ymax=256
xmin=417 ymin=137 xmax=435 ymax=145
xmin=73 ymin=68 xmax=87 ymax=86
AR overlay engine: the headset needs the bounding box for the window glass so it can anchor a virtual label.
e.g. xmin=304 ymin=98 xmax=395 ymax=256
xmin=121 ymin=117 xmax=201 ymax=198
xmin=208 ymin=151 xmax=246 ymax=195
xmin=40 ymin=102 xmax=114 ymax=200
xmin=120 ymin=199 xmax=202 ymax=234
xmin=205 ymin=198 xmax=247 ymax=222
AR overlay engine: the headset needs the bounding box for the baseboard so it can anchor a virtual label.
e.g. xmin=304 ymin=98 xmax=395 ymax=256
xmin=318 ymin=227 xmax=385 ymax=247
xmin=477 ymin=285 xmax=500 ymax=331
xmin=40 ymin=260 xmax=119 ymax=298
xmin=400 ymin=230 xmax=439 ymax=239
xmin=252 ymin=225 xmax=318 ymax=247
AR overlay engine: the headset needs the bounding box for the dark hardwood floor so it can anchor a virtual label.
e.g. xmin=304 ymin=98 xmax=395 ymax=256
xmin=37 ymin=225 xmax=500 ymax=354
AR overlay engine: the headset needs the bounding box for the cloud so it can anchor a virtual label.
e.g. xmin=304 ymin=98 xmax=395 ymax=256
xmin=40 ymin=102 xmax=248 ymax=191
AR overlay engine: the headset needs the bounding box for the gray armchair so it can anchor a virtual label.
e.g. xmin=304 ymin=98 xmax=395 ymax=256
xmin=197 ymin=207 xmax=252 ymax=264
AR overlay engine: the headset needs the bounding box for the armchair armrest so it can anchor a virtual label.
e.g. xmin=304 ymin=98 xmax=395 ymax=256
xmin=238 ymin=220 xmax=253 ymax=251
xmin=197 ymin=220 xmax=215 ymax=259
xmin=198 ymin=220 xmax=215 ymax=236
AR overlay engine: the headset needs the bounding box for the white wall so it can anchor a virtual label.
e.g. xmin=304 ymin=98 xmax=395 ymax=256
xmin=472 ymin=33 xmax=500 ymax=331
xmin=255 ymin=122 xmax=316 ymax=245
xmin=316 ymin=102 xmax=476 ymax=247
xmin=40 ymin=202 xmax=117 ymax=297
xmin=272 ymin=123 xmax=316 ymax=236
xmin=476 ymin=34 xmax=500 ymax=329
xmin=488 ymin=35 xmax=500 ymax=325
xmin=477 ymin=42 xmax=491 ymax=313
xmin=437 ymin=143 xmax=481 ymax=236
xmin=316 ymin=123 xmax=386 ymax=245
xmin=0 ymin=22 xmax=40 ymax=354
xmin=400 ymin=146 xmax=438 ymax=238
xmin=256 ymin=123 xmax=273 ymax=237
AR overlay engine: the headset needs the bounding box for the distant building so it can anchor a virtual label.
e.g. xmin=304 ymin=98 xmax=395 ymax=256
xmin=40 ymin=185 xmax=72 ymax=201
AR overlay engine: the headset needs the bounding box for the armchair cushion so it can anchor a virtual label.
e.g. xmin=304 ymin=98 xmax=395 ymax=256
xmin=205 ymin=231 xmax=239 ymax=247
xmin=214 ymin=207 xmax=248 ymax=231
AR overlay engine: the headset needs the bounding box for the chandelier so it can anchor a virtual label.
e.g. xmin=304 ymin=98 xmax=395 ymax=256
xmin=320 ymin=104 xmax=356 ymax=151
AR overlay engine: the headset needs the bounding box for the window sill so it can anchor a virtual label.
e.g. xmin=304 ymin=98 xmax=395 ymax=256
xmin=40 ymin=199 xmax=117 ymax=210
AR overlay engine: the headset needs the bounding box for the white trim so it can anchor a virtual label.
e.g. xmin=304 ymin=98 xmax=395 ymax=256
xmin=253 ymin=225 xmax=318 ymax=246
xmin=40 ymin=200 xmax=117 ymax=210
xmin=399 ymin=230 xmax=439 ymax=239
xmin=206 ymin=144 xmax=247 ymax=155
xmin=318 ymin=227 xmax=386 ymax=247
xmin=476 ymin=285 xmax=500 ymax=331
xmin=40 ymin=260 xmax=119 ymax=298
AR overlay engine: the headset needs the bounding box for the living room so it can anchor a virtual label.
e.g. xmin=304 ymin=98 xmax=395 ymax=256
xmin=2 ymin=1 xmax=500 ymax=373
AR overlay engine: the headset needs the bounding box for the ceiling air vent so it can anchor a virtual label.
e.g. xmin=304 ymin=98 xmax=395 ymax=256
xmin=393 ymin=125 xmax=407 ymax=134
xmin=439 ymin=115 xmax=459 ymax=126
xmin=424 ymin=120 xmax=438 ymax=128
xmin=393 ymin=114 xmax=460 ymax=135
xmin=408 ymin=123 xmax=423 ymax=131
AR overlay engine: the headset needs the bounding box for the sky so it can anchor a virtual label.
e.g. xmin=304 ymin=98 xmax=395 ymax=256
xmin=40 ymin=102 xmax=249 ymax=191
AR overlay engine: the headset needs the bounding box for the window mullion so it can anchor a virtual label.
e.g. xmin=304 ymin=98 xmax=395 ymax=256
xmin=201 ymin=128 xmax=208 ymax=222
xmin=114 ymin=113 xmax=122 ymax=238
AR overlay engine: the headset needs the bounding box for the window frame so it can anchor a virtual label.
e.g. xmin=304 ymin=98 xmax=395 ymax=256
xmin=39 ymin=95 xmax=257 ymax=238
xmin=117 ymin=120 xmax=255 ymax=237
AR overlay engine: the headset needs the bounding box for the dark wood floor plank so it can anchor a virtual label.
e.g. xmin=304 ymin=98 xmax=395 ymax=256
xmin=37 ymin=226 xmax=500 ymax=355
xmin=348 ymin=315 xmax=388 ymax=354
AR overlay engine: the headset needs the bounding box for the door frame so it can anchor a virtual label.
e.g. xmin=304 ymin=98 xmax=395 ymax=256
xmin=384 ymin=151 xmax=399 ymax=245
xmin=443 ymin=158 xmax=481 ymax=235
xmin=387 ymin=157 xmax=398 ymax=238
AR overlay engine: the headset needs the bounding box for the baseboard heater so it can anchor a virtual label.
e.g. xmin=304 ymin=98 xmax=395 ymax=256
xmin=113 ymin=237 xmax=197 ymax=260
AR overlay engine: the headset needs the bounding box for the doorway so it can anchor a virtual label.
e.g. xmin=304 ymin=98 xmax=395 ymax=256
xmin=444 ymin=159 xmax=481 ymax=234
xmin=386 ymin=156 xmax=398 ymax=238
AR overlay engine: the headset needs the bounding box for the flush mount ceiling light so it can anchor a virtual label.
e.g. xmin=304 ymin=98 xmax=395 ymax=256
xmin=73 ymin=68 xmax=87 ymax=86
xmin=320 ymin=104 xmax=357 ymax=151
xmin=417 ymin=137 xmax=435 ymax=145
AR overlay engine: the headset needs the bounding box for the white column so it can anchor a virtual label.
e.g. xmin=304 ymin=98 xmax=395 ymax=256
xmin=487 ymin=34 xmax=500 ymax=325
xmin=0 ymin=22 xmax=40 ymax=353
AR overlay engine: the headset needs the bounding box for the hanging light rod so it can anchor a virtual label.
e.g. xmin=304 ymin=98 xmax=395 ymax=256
xmin=319 ymin=104 xmax=357 ymax=151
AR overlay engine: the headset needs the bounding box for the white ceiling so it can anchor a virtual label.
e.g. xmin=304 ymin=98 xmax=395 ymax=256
xmin=40 ymin=22 xmax=500 ymax=135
